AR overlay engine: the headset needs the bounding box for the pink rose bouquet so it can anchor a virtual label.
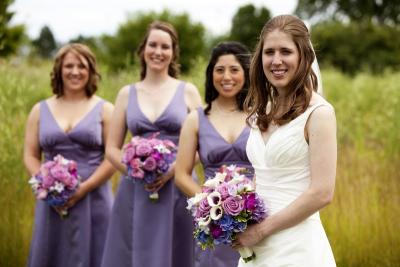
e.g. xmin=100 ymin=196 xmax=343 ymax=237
xmin=187 ymin=165 xmax=267 ymax=263
xmin=121 ymin=134 xmax=177 ymax=202
xmin=28 ymin=154 xmax=80 ymax=217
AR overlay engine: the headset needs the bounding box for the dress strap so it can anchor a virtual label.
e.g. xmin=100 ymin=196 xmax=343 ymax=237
xmin=299 ymin=102 xmax=333 ymax=128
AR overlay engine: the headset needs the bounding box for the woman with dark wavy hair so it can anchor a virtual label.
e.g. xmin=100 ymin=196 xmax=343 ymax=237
xmin=101 ymin=21 xmax=202 ymax=267
xmin=232 ymin=15 xmax=337 ymax=266
xmin=175 ymin=41 xmax=254 ymax=267
xmin=24 ymin=43 xmax=115 ymax=267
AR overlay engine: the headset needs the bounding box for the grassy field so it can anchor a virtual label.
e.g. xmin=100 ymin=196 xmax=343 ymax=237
xmin=0 ymin=58 xmax=399 ymax=266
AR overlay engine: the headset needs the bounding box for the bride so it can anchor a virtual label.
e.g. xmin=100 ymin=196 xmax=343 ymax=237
xmin=233 ymin=15 xmax=337 ymax=266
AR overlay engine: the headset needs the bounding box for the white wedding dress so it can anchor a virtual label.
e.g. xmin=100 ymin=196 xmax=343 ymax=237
xmin=238 ymin=101 xmax=336 ymax=267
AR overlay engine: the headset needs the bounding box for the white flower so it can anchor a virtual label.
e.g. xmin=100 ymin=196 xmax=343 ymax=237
xmin=204 ymin=174 xmax=225 ymax=189
xmin=226 ymin=165 xmax=237 ymax=172
xmin=28 ymin=176 xmax=39 ymax=185
xmin=198 ymin=215 xmax=211 ymax=227
xmin=207 ymin=191 xmax=222 ymax=207
xmin=186 ymin=193 xmax=208 ymax=210
xmin=210 ymin=206 xmax=223 ymax=220
xmin=154 ymin=144 xmax=171 ymax=154
xmin=54 ymin=181 xmax=65 ymax=193
xmin=228 ymin=173 xmax=246 ymax=185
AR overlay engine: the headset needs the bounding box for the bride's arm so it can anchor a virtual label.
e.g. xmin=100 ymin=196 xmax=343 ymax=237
xmin=236 ymin=106 xmax=337 ymax=247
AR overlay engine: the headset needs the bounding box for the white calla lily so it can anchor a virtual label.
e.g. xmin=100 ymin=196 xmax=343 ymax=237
xmin=186 ymin=193 xmax=208 ymax=210
xmin=207 ymin=191 xmax=222 ymax=207
xmin=210 ymin=206 xmax=223 ymax=220
xmin=198 ymin=215 xmax=211 ymax=227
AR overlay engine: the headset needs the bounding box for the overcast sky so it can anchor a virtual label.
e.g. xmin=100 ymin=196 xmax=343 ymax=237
xmin=10 ymin=0 xmax=297 ymax=43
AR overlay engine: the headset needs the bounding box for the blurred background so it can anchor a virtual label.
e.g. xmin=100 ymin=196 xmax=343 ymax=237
xmin=1 ymin=0 xmax=399 ymax=266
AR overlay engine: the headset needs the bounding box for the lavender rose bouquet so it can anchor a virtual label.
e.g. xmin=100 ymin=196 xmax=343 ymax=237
xmin=28 ymin=154 xmax=80 ymax=217
xmin=121 ymin=134 xmax=177 ymax=202
xmin=187 ymin=165 xmax=267 ymax=263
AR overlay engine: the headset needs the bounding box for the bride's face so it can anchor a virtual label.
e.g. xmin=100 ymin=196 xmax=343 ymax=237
xmin=262 ymin=30 xmax=299 ymax=92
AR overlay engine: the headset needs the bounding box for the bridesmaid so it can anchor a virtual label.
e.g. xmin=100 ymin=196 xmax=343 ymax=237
xmin=23 ymin=43 xmax=115 ymax=267
xmin=175 ymin=41 xmax=253 ymax=267
xmin=101 ymin=21 xmax=202 ymax=267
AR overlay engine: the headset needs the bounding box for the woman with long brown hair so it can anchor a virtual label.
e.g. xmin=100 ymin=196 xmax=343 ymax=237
xmin=233 ymin=15 xmax=337 ymax=266
xmin=101 ymin=21 xmax=202 ymax=267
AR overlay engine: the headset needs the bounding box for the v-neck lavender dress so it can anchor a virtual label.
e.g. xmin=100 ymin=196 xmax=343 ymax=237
xmin=27 ymin=100 xmax=113 ymax=267
xmin=195 ymin=107 xmax=254 ymax=267
xmin=101 ymin=82 xmax=194 ymax=267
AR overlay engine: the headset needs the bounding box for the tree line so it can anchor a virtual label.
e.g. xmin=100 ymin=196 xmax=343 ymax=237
xmin=2 ymin=0 xmax=400 ymax=75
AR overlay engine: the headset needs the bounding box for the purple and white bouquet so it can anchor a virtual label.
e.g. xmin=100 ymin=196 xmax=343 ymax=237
xmin=28 ymin=154 xmax=80 ymax=217
xmin=187 ymin=165 xmax=267 ymax=262
xmin=121 ymin=134 xmax=177 ymax=202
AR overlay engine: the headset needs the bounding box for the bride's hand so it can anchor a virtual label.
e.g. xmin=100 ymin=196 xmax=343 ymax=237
xmin=234 ymin=224 xmax=264 ymax=248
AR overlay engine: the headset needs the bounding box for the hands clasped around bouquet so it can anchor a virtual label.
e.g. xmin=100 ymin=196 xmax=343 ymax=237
xmin=122 ymin=133 xmax=177 ymax=202
xmin=29 ymin=154 xmax=80 ymax=218
xmin=187 ymin=165 xmax=267 ymax=262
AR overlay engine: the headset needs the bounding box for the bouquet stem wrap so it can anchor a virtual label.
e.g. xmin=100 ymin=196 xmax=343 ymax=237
xmin=239 ymin=247 xmax=256 ymax=263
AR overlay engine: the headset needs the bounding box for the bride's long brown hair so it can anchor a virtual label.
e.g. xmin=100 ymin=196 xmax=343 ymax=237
xmin=244 ymin=15 xmax=318 ymax=131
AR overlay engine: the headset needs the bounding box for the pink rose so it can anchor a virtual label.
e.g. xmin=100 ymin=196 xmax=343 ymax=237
xmin=222 ymin=196 xmax=244 ymax=216
xmin=122 ymin=147 xmax=136 ymax=163
xmin=50 ymin=165 xmax=69 ymax=181
xmin=136 ymin=142 xmax=152 ymax=156
xmin=41 ymin=175 xmax=55 ymax=189
xmin=129 ymin=158 xmax=142 ymax=169
xmin=131 ymin=168 xmax=144 ymax=179
xmin=143 ymin=156 xmax=157 ymax=171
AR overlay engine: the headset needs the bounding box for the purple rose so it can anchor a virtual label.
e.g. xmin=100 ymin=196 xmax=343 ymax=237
xmin=143 ymin=156 xmax=157 ymax=171
xmin=136 ymin=142 xmax=152 ymax=156
xmin=216 ymin=183 xmax=230 ymax=199
xmin=210 ymin=224 xmax=223 ymax=239
xmin=151 ymin=151 xmax=162 ymax=161
xmin=244 ymin=193 xmax=257 ymax=211
xmin=222 ymin=196 xmax=244 ymax=216
xmin=196 ymin=198 xmax=211 ymax=218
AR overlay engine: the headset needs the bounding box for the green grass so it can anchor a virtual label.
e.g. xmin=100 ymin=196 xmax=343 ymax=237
xmin=0 ymin=59 xmax=399 ymax=266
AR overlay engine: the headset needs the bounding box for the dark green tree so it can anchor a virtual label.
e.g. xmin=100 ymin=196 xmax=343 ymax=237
xmin=230 ymin=4 xmax=271 ymax=51
xmin=0 ymin=0 xmax=25 ymax=57
xmin=295 ymin=0 xmax=400 ymax=25
xmin=311 ymin=20 xmax=400 ymax=74
xmin=32 ymin=25 xmax=57 ymax=58
xmin=99 ymin=9 xmax=206 ymax=74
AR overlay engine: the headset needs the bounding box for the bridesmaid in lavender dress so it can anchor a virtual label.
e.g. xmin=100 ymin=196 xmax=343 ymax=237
xmin=23 ymin=43 xmax=115 ymax=267
xmin=175 ymin=41 xmax=253 ymax=267
xmin=101 ymin=21 xmax=202 ymax=267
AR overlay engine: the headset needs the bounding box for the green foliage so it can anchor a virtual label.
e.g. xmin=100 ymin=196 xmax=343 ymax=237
xmin=296 ymin=0 xmax=400 ymax=25
xmin=312 ymin=21 xmax=400 ymax=74
xmin=98 ymin=9 xmax=206 ymax=74
xmin=229 ymin=4 xmax=271 ymax=51
xmin=32 ymin=25 xmax=57 ymax=58
xmin=0 ymin=0 xmax=25 ymax=57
